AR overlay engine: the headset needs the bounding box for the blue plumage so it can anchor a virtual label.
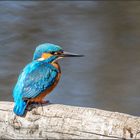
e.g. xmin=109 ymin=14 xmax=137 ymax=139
xmin=13 ymin=43 xmax=83 ymax=116
xmin=13 ymin=60 xmax=58 ymax=116
xmin=33 ymin=43 xmax=63 ymax=60
xmin=13 ymin=43 xmax=62 ymax=116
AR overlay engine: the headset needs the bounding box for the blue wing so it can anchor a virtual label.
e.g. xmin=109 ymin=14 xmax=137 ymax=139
xmin=13 ymin=61 xmax=58 ymax=100
xmin=13 ymin=61 xmax=58 ymax=116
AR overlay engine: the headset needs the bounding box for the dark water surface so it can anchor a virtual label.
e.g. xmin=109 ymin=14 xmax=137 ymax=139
xmin=1 ymin=1 xmax=140 ymax=116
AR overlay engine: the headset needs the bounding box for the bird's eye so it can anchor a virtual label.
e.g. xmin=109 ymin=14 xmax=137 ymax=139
xmin=50 ymin=52 xmax=55 ymax=55
xmin=50 ymin=51 xmax=63 ymax=55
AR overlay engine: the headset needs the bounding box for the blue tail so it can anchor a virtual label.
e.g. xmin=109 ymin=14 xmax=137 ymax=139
xmin=13 ymin=99 xmax=27 ymax=116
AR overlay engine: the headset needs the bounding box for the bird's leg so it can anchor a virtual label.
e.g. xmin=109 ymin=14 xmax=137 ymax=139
xmin=31 ymin=100 xmax=50 ymax=107
xmin=25 ymin=100 xmax=31 ymax=111
xmin=26 ymin=100 xmax=36 ymax=111
xmin=39 ymin=100 xmax=50 ymax=104
xmin=25 ymin=98 xmax=50 ymax=112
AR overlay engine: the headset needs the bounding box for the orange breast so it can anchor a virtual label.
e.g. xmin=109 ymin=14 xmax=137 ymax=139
xmin=29 ymin=62 xmax=61 ymax=103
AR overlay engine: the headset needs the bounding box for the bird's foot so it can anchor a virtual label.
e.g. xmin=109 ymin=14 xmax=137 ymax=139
xmin=26 ymin=103 xmax=37 ymax=111
xmin=35 ymin=100 xmax=50 ymax=111
xmin=26 ymin=100 xmax=50 ymax=111
xmin=39 ymin=100 xmax=50 ymax=104
xmin=33 ymin=100 xmax=50 ymax=106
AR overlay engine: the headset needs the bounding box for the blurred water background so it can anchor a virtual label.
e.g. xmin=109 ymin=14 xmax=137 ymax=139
xmin=0 ymin=1 xmax=140 ymax=116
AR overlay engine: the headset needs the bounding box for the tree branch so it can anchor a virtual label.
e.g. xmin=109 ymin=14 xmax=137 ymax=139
xmin=0 ymin=101 xmax=140 ymax=139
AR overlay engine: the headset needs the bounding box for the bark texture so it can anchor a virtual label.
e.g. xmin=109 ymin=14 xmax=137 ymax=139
xmin=0 ymin=101 xmax=140 ymax=139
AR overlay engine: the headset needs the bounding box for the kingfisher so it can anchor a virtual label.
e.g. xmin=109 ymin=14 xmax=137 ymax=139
xmin=13 ymin=43 xmax=83 ymax=116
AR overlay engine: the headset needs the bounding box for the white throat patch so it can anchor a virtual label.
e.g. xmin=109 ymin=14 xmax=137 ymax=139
xmin=37 ymin=57 xmax=45 ymax=61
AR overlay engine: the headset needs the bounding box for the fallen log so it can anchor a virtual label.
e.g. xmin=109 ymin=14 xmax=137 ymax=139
xmin=0 ymin=101 xmax=140 ymax=139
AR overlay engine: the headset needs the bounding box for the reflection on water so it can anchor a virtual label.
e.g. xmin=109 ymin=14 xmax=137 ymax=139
xmin=0 ymin=1 xmax=140 ymax=116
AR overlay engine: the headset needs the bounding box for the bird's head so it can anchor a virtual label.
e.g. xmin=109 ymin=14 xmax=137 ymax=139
xmin=33 ymin=43 xmax=83 ymax=63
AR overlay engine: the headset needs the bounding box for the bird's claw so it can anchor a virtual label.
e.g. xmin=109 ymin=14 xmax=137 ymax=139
xmin=26 ymin=103 xmax=37 ymax=111
xmin=25 ymin=100 xmax=50 ymax=112
xmin=40 ymin=100 xmax=50 ymax=104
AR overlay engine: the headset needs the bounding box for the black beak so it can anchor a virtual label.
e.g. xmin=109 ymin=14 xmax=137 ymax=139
xmin=59 ymin=51 xmax=84 ymax=57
